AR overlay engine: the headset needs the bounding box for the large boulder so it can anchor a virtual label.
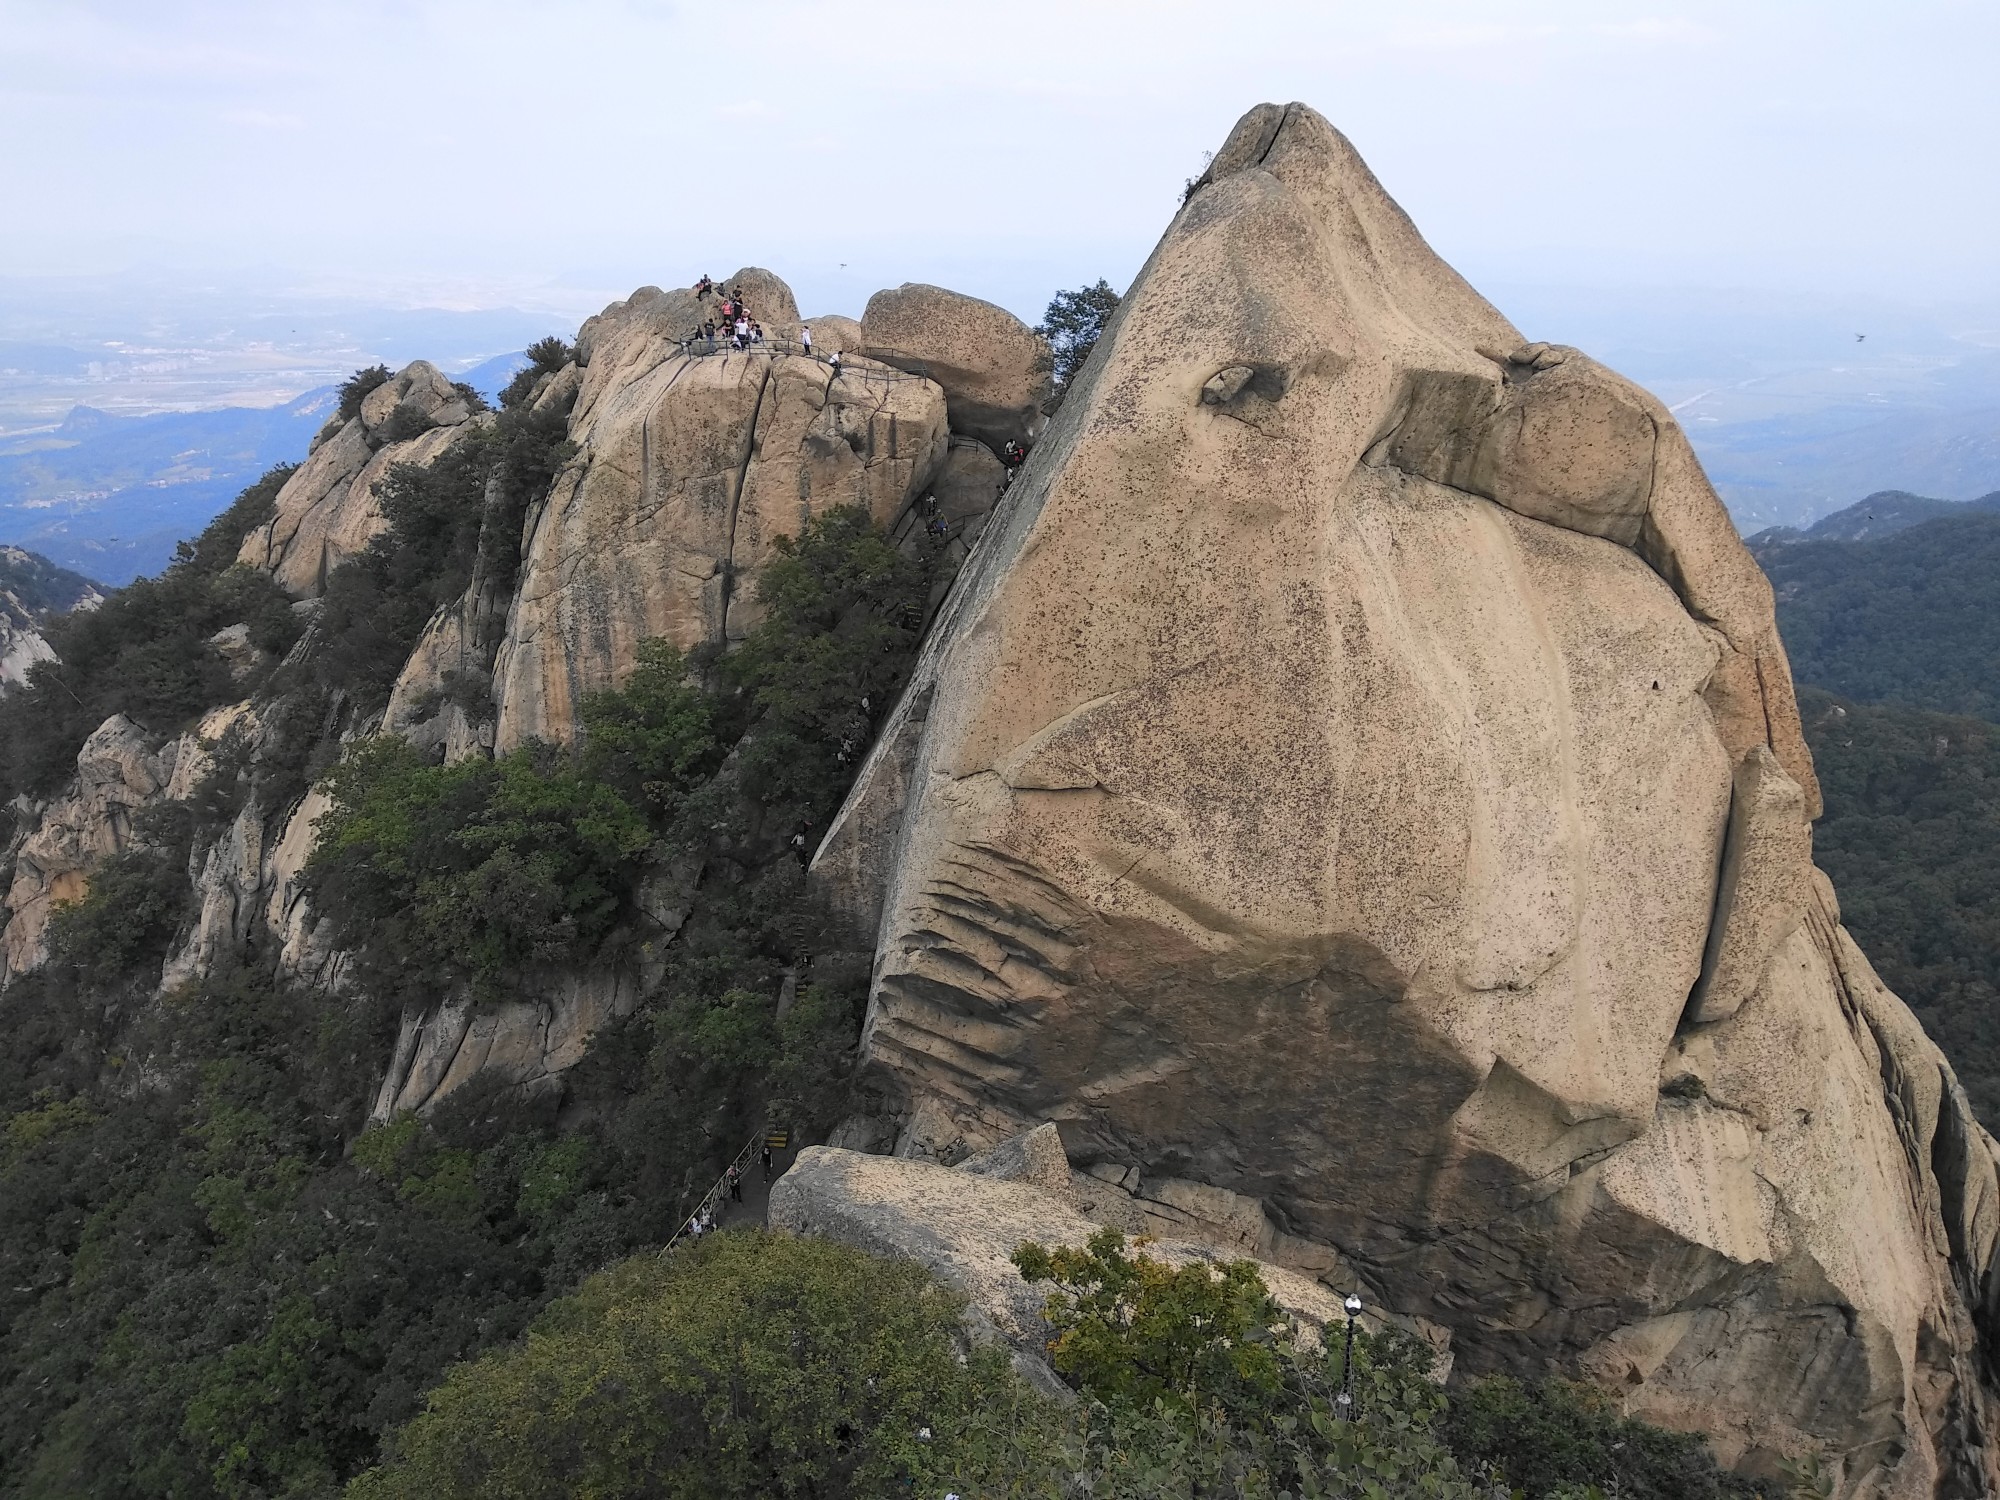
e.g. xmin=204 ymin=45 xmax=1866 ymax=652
xmin=491 ymin=272 xmax=949 ymax=750
xmin=237 ymin=359 xmax=476 ymax=596
xmin=861 ymin=284 xmax=1052 ymax=448
xmin=813 ymin=102 xmax=1999 ymax=1496
xmin=769 ymin=1142 xmax=1360 ymax=1364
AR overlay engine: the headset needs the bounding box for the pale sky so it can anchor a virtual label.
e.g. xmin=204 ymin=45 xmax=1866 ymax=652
xmin=2 ymin=0 xmax=1997 ymax=323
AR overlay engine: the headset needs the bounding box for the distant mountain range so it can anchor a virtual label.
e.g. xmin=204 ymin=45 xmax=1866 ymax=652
xmin=1751 ymin=502 xmax=2000 ymax=721
xmin=1749 ymin=486 xmax=2000 ymax=545
xmin=0 ymin=351 xmax=531 ymax=583
xmin=0 ymin=391 xmax=334 ymax=582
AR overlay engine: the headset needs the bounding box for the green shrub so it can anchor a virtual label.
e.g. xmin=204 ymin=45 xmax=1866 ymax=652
xmin=375 ymin=400 xmax=434 ymax=445
xmin=1015 ymin=1225 xmax=1286 ymax=1416
xmin=1037 ymin=278 xmax=1122 ymax=397
xmin=1446 ymin=1372 xmax=1760 ymax=1499
xmin=345 ymin=1230 xmax=1056 ymax=1500
xmin=2 ymin=1093 xmax=98 ymax=1166
xmin=304 ymin=738 xmax=650 ymax=995
xmin=49 ymin=841 xmax=191 ymax=990
xmin=579 ymin=637 xmax=723 ymax=817
xmin=722 ymin=504 xmax=932 ymax=824
xmin=498 ymin=337 xmax=574 ymax=410
xmin=1015 ymin=1229 xmax=1478 ymax=1498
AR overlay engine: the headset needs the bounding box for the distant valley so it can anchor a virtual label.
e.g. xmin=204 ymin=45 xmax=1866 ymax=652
xmin=1751 ymin=491 xmax=2000 ymax=719
xmin=1750 ymin=494 xmax=2000 ymax=1128
xmin=0 ymin=394 xmax=333 ymax=581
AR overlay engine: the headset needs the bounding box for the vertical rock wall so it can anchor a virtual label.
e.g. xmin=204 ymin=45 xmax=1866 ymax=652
xmin=812 ymin=102 xmax=2000 ymax=1497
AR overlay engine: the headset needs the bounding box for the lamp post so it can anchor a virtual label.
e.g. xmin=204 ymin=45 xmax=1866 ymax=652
xmin=1336 ymin=1292 xmax=1362 ymax=1419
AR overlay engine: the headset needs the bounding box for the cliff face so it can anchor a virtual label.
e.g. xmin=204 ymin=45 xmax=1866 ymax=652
xmin=0 ymin=545 xmax=100 ymax=691
xmin=237 ymin=359 xmax=478 ymax=596
xmin=813 ymin=103 xmax=2000 ymax=1495
xmin=489 ymin=276 xmax=957 ymax=749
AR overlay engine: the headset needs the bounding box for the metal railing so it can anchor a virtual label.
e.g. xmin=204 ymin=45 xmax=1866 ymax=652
xmin=670 ymin=333 xmax=936 ymax=383
xmin=662 ymin=1129 xmax=767 ymax=1254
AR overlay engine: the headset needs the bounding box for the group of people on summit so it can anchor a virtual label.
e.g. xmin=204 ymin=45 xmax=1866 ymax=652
xmin=682 ymin=272 xmax=1032 ymax=511
xmin=690 ymin=274 xmax=768 ymax=350
xmin=683 ymin=274 xmax=841 ymax=378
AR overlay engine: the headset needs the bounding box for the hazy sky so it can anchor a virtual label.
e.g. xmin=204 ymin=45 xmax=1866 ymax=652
xmin=3 ymin=0 xmax=1997 ymax=322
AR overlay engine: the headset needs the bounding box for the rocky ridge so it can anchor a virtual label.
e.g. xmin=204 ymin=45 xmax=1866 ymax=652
xmin=238 ymin=359 xmax=479 ymax=596
xmin=0 ymin=273 xmax=1043 ymax=1116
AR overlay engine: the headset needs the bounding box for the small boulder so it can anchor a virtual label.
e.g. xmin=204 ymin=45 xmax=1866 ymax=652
xmin=358 ymin=360 xmax=457 ymax=435
xmin=801 ymin=314 xmax=865 ymax=360
xmin=960 ymin=1121 xmax=1074 ymax=1200
xmin=206 ymin=623 xmax=272 ymax=682
xmin=716 ymin=266 xmax=801 ymax=330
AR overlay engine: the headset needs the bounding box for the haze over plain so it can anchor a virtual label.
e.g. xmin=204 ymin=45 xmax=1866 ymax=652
xmin=2 ymin=0 xmax=1996 ymax=557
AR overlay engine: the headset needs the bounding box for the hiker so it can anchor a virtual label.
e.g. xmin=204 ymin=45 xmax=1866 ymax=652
xmin=1001 ymin=438 xmax=1027 ymax=469
xmin=751 ymin=321 xmax=764 ymax=345
xmin=695 ymin=274 xmax=713 ymax=296
xmin=800 ymin=324 xmax=813 ymax=356
xmin=727 ymin=1163 xmax=743 ymax=1202
xmin=829 ymin=350 xmax=842 ymax=378
xmin=761 ymin=1142 xmax=774 ymax=1180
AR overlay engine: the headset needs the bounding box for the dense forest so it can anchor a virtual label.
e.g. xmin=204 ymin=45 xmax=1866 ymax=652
xmin=1753 ymin=510 xmax=2000 ymax=721
xmin=1752 ymin=507 xmax=2000 ymax=1129
xmin=1802 ymin=691 xmax=2000 ymax=1121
